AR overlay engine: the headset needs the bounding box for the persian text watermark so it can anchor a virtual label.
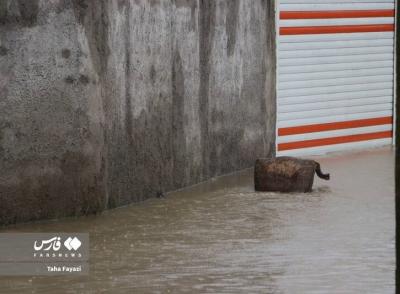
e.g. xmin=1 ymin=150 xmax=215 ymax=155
xmin=0 ymin=233 xmax=89 ymax=275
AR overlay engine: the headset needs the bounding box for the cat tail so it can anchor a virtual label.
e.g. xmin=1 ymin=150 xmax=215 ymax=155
xmin=314 ymin=161 xmax=330 ymax=180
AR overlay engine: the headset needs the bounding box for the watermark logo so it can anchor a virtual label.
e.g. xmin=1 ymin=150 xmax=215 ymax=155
xmin=64 ymin=237 xmax=82 ymax=251
xmin=33 ymin=236 xmax=82 ymax=251
xmin=0 ymin=233 xmax=89 ymax=275
xmin=34 ymin=236 xmax=62 ymax=251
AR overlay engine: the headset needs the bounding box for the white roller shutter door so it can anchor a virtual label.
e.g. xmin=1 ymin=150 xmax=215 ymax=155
xmin=276 ymin=0 xmax=395 ymax=156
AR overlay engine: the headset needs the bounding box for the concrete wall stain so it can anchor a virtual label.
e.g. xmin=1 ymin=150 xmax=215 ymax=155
xmin=150 ymin=64 xmax=156 ymax=85
xmin=0 ymin=46 xmax=8 ymax=56
xmin=103 ymin=1 xmax=136 ymax=208
xmin=17 ymin=0 xmax=39 ymax=27
xmin=149 ymin=0 xmax=161 ymax=7
xmin=175 ymin=0 xmax=197 ymax=31
xmin=61 ymin=48 xmax=71 ymax=59
xmin=79 ymin=74 xmax=90 ymax=85
xmin=124 ymin=3 xmax=133 ymax=148
xmin=64 ymin=75 xmax=75 ymax=84
xmin=261 ymin=0 xmax=277 ymax=156
xmin=171 ymin=49 xmax=186 ymax=188
xmin=0 ymin=1 xmax=8 ymax=25
xmin=198 ymin=0 xmax=216 ymax=179
xmin=71 ymin=0 xmax=110 ymax=77
xmin=225 ymin=0 xmax=240 ymax=57
xmin=0 ymin=0 xmax=39 ymax=27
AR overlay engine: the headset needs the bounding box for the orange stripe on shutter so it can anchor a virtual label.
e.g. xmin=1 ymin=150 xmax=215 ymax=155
xmin=278 ymin=116 xmax=393 ymax=136
xmin=280 ymin=24 xmax=394 ymax=35
xmin=280 ymin=10 xmax=395 ymax=19
xmin=278 ymin=131 xmax=392 ymax=151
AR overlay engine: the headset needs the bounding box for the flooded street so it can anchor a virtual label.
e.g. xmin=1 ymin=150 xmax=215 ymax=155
xmin=0 ymin=147 xmax=394 ymax=293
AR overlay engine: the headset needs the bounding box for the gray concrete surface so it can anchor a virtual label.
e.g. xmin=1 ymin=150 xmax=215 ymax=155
xmin=0 ymin=0 xmax=276 ymax=224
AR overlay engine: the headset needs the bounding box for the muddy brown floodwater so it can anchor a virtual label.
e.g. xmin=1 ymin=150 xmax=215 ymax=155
xmin=0 ymin=147 xmax=395 ymax=293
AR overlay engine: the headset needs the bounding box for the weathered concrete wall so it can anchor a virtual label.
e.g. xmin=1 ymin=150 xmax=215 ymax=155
xmin=0 ymin=0 xmax=276 ymax=224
